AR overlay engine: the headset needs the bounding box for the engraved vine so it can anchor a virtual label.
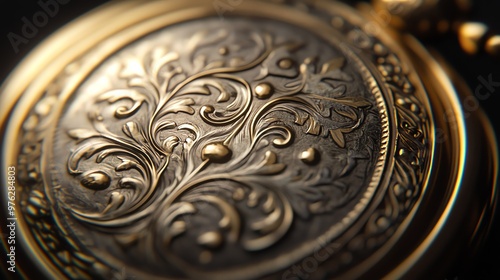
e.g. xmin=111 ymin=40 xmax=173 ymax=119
xmin=66 ymin=29 xmax=374 ymax=260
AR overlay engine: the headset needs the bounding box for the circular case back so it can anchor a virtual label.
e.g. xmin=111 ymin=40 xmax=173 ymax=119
xmin=0 ymin=1 xmax=497 ymax=279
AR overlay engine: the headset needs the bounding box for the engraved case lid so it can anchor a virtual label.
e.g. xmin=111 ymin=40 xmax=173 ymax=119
xmin=0 ymin=1 xmax=497 ymax=279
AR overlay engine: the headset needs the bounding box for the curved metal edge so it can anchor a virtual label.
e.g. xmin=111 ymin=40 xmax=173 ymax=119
xmin=383 ymin=37 xmax=499 ymax=279
xmin=0 ymin=2 xmax=146 ymax=280
xmin=0 ymin=1 xmax=478 ymax=279
xmin=437 ymin=53 xmax=499 ymax=266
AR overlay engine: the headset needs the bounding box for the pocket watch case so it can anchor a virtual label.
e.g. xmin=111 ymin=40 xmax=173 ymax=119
xmin=0 ymin=1 xmax=497 ymax=279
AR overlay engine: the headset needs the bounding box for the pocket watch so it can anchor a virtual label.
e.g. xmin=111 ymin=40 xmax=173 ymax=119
xmin=1 ymin=1 xmax=498 ymax=279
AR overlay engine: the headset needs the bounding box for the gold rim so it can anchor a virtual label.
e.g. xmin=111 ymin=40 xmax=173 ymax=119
xmin=1 ymin=1 xmax=494 ymax=279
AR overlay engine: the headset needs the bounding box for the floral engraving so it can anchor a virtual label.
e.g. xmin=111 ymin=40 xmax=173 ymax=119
xmin=64 ymin=25 xmax=379 ymax=266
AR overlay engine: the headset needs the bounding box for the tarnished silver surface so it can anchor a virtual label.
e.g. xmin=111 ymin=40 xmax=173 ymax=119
xmin=16 ymin=13 xmax=429 ymax=279
xmin=54 ymin=18 xmax=388 ymax=276
xmin=60 ymin=18 xmax=384 ymax=264
xmin=13 ymin=1 xmax=499 ymax=280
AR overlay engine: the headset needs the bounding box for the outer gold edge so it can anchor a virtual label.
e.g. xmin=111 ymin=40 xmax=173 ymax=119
xmin=432 ymin=50 xmax=499 ymax=234
xmin=331 ymin=6 xmax=437 ymax=279
xmin=384 ymin=41 xmax=499 ymax=279
xmin=436 ymin=55 xmax=499 ymax=255
xmin=481 ymin=109 xmax=499 ymax=219
xmin=0 ymin=1 xmax=140 ymax=122
xmin=0 ymin=3 xmax=149 ymax=279
xmin=384 ymin=36 xmax=470 ymax=279
xmin=2 ymin=0 xmax=483 ymax=279
xmin=475 ymin=109 xmax=499 ymax=242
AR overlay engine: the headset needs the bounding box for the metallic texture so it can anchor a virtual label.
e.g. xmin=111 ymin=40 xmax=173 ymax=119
xmin=0 ymin=0 xmax=496 ymax=279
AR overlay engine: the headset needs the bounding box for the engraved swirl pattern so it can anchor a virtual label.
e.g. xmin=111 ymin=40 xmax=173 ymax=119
xmin=60 ymin=21 xmax=381 ymax=268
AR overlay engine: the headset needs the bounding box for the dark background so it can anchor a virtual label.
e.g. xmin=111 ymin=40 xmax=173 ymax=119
xmin=0 ymin=0 xmax=498 ymax=279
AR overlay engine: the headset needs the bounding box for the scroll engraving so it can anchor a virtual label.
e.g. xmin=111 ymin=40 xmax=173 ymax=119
xmin=64 ymin=26 xmax=377 ymax=263
xmin=12 ymin=4 xmax=433 ymax=278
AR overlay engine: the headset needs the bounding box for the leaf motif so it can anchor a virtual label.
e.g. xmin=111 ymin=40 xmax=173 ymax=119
xmin=334 ymin=107 xmax=357 ymax=120
xmin=68 ymin=142 xmax=109 ymax=173
xmin=294 ymin=113 xmax=309 ymax=125
xmin=97 ymin=89 xmax=145 ymax=104
xmin=95 ymin=147 xmax=127 ymax=163
xmin=151 ymin=51 xmax=180 ymax=79
xmin=115 ymin=102 xmax=144 ymax=119
xmin=197 ymin=80 xmax=234 ymax=103
xmin=301 ymin=56 xmax=352 ymax=95
xmin=168 ymin=221 xmax=187 ymax=238
xmin=255 ymin=163 xmax=286 ymax=175
xmin=122 ymin=122 xmax=144 ymax=142
xmin=320 ymin=57 xmax=345 ymax=74
xmin=162 ymin=136 xmax=179 ymax=154
xmin=150 ymin=46 xmax=169 ymax=60
xmin=262 ymin=150 xmax=277 ymax=165
xmin=116 ymin=158 xmax=140 ymax=172
xmin=284 ymin=79 xmax=302 ymax=89
xmin=96 ymin=89 xmax=146 ymax=119
xmin=226 ymin=96 xmax=241 ymax=112
xmin=118 ymin=178 xmax=144 ymax=189
xmin=162 ymin=98 xmax=195 ymax=115
xmin=179 ymin=85 xmax=210 ymax=96
xmin=67 ymin=129 xmax=99 ymax=141
xmin=252 ymin=151 xmax=287 ymax=175
xmin=217 ymin=90 xmax=231 ymax=103
xmin=306 ymin=117 xmax=321 ymax=136
xmin=329 ymin=129 xmax=346 ymax=148
xmin=102 ymin=192 xmax=125 ymax=214
xmin=96 ymin=150 xmax=111 ymax=163
xmin=249 ymin=206 xmax=282 ymax=235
